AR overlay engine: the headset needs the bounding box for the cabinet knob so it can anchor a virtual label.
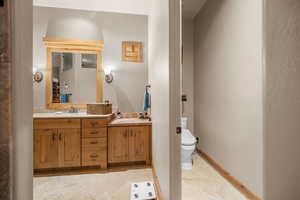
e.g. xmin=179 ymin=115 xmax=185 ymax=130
xmin=90 ymin=131 xmax=98 ymax=135
xmin=90 ymin=122 xmax=99 ymax=127
xmin=90 ymin=154 xmax=99 ymax=158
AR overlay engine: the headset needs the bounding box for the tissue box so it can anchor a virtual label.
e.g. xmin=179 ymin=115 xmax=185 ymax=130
xmin=87 ymin=103 xmax=112 ymax=115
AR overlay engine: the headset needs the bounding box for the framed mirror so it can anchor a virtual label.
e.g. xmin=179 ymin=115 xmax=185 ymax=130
xmin=44 ymin=38 xmax=104 ymax=109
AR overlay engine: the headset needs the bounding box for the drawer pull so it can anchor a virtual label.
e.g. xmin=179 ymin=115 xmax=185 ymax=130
xmin=90 ymin=131 xmax=98 ymax=135
xmin=90 ymin=122 xmax=99 ymax=127
xmin=90 ymin=154 xmax=99 ymax=158
xmin=90 ymin=141 xmax=98 ymax=145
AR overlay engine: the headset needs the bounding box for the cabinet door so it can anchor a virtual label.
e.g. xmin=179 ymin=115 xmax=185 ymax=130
xmin=34 ymin=129 xmax=59 ymax=169
xmin=128 ymin=126 xmax=150 ymax=162
xmin=108 ymin=127 xmax=129 ymax=163
xmin=58 ymin=128 xmax=81 ymax=167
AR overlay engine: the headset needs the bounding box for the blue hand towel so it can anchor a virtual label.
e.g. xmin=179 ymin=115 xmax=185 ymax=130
xmin=143 ymin=91 xmax=151 ymax=112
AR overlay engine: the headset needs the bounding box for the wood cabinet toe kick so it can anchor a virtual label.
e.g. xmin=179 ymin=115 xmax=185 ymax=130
xmin=33 ymin=117 xmax=152 ymax=174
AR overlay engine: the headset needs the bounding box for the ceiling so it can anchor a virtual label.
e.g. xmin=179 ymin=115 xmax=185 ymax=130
xmin=182 ymin=0 xmax=207 ymax=19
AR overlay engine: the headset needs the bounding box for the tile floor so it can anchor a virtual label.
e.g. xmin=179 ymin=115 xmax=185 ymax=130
xmin=182 ymin=154 xmax=249 ymax=200
xmin=34 ymin=168 xmax=153 ymax=200
xmin=34 ymin=154 xmax=249 ymax=200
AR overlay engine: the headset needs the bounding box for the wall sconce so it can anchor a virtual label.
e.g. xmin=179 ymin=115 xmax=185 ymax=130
xmin=104 ymin=68 xmax=113 ymax=84
xmin=33 ymin=71 xmax=44 ymax=83
xmin=33 ymin=66 xmax=43 ymax=83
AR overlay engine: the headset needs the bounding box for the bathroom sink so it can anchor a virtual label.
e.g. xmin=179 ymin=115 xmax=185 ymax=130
xmin=55 ymin=112 xmax=84 ymax=115
xmin=115 ymin=118 xmax=138 ymax=123
xmin=110 ymin=118 xmax=152 ymax=125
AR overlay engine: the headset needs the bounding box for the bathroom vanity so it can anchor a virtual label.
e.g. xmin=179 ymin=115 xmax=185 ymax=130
xmin=33 ymin=36 xmax=152 ymax=175
xmin=33 ymin=113 xmax=152 ymax=174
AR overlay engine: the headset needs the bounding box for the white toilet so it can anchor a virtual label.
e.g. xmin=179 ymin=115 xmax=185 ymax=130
xmin=181 ymin=117 xmax=197 ymax=170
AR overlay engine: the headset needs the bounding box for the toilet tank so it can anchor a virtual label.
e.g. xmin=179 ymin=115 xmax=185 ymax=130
xmin=181 ymin=117 xmax=188 ymax=129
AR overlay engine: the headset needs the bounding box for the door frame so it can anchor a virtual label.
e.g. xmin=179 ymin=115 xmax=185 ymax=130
xmin=11 ymin=0 xmax=182 ymax=199
xmin=169 ymin=0 xmax=182 ymax=199
xmin=11 ymin=0 xmax=33 ymax=199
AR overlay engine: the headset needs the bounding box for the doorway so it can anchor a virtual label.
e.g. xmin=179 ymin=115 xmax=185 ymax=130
xmin=10 ymin=0 xmax=182 ymax=200
xmin=181 ymin=0 xmax=263 ymax=200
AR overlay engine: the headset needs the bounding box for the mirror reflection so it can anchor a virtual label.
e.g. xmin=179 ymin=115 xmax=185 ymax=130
xmin=51 ymin=52 xmax=97 ymax=104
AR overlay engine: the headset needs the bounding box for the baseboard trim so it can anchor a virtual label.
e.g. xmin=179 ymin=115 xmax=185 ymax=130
xmin=152 ymin=166 xmax=163 ymax=200
xmin=196 ymin=149 xmax=261 ymax=200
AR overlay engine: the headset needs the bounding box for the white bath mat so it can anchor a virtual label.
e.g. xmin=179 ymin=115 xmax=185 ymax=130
xmin=130 ymin=181 xmax=156 ymax=200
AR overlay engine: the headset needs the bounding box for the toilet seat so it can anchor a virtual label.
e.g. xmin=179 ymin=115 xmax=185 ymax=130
xmin=181 ymin=129 xmax=196 ymax=146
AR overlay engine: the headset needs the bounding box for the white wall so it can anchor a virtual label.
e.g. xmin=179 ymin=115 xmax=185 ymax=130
xmin=148 ymin=0 xmax=181 ymax=199
xmin=182 ymin=19 xmax=194 ymax=132
xmin=148 ymin=1 xmax=171 ymax=198
xmin=33 ymin=0 xmax=150 ymax=16
xmin=33 ymin=6 xmax=148 ymax=112
xmin=264 ymin=1 xmax=300 ymax=199
xmin=194 ymin=0 xmax=263 ymax=197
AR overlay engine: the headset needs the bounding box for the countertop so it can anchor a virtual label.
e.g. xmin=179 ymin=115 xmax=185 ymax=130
xmin=33 ymin=112 xmax=113 ymax=119
xmin=33 ymin=113 xmax=152 ymax=126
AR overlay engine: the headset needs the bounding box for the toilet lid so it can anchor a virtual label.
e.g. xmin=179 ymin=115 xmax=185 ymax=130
xmin=182 ymin=129 xmax=196 ymax=145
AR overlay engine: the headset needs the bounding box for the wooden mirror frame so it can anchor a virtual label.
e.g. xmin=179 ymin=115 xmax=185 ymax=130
xmin=43 ymin=37 xmax=104 ymax=110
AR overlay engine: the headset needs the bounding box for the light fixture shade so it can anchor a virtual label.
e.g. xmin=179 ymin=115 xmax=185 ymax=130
xmin=46 ymin=17 xmax=103 ymax=41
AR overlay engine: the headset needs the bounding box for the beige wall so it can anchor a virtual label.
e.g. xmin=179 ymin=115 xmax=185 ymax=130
xmin=194 ymin=0 xmax=263 ymax=197
xmin=182 ymin=19 xmax=194 ymax=132
xmin=264 ymin=1 xmax=300 ymax=199
xmin=12 ymin=0 xmax=33 ymax=199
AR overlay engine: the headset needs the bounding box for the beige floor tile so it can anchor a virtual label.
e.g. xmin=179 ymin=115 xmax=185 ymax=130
xmin=182 ymin=154 xmax=249 ymax=200
xmin=34 ymin=169 xmax=153 ymax=200
xmin=34 ymin=155 xmax=249 ymax=200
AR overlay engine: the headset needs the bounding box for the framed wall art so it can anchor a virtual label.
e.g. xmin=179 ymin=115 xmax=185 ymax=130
xmin=122 ymin=41 xmax=143 ymax=63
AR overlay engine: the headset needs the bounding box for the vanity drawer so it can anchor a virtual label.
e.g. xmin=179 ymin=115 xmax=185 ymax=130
xmin=82 ymin=118 xmax=108 ymax=129
xmin=82 ymin=128 xmax=107 ymax=138
xmin=34 ymin=119 xmax=81 ymax=129
xmin=82 ymin=148 xmax=107 ymax=167
xmin=82 ymin=138 xmax=107 ymax=148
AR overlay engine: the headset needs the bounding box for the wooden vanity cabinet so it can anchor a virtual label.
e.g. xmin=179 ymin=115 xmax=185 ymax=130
xmin=128 ymin=126 xmax=150 ymax=162
xmin=34 ymin=117 xmax=151 ymax=173
xmin=34 ymin=119 xmax=81 ymax=169
xmin=81 ymin=118 xmax=108 ymax=169
xmin=34 ymin=129 xmax=59 ymax=169
xmin=108 ymin=126 xmax=151 ymax=165
xmin=108 ymin=127 xmax=129 ymax=163
xmin=34 ymin=128 xmax=81 ymax=169
xmin=58 ymin=128 xmax=81 ymax=168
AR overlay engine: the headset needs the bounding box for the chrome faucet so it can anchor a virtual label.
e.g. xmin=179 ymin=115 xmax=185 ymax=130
xmin=68 ymin=106 xmax=79 ymax=113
